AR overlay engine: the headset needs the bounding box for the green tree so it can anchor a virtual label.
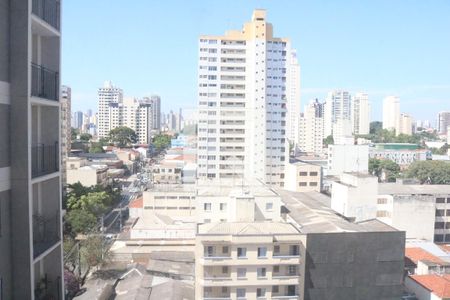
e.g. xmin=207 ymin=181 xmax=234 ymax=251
xmin=67 ymin=191 xmax=112 ymax=216
xmin=152 ymin=134 xmax=172 ymax=151
xmin=323 ymin=135 xmax=334 ymax=147
xmin=71 ymin=128 xmax=79 ymax=140
xmin=370 ymin=121 xmax=383 ymax=134
xmin=66 ymin=209 xmax=97 ymax=234
xmin=80 ymin=236 xmax=110 ymax=271
xmin=369 ymin=158 xmax=400 ymax=182
xmin=109 ymin=126 xmax=137 ymax=147
xmin=79 ymin=133 xmax=92 ymax=141
xmin=405 ymin=160 xmax=450 ymax=184
xmin=89 ymin=142 xmax=105 ymax=153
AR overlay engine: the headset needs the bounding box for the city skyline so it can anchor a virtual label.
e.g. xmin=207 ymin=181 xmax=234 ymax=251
xmin=62 ymin=1 xmax=450 ymax=121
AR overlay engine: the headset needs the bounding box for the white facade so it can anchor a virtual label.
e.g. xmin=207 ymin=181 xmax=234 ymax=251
xmin=98 ymin=81 xmax=123 ymax=138
xmin=382 ymin=96 xmax=400 ymax=132
xmin=437 ymin=111 xmax=450 ymax=135
xmin=351 ymin=92 xmax=370 ymax=135
xmin=286 ymin=50 xmax=301 ymax=148
xmin=323 ymin=90 xmax=351 ymax=138
xmin=331 ymin=173 xmax=378 ymax=222
xmin=327 ymin=144 xmax=369 ymax=176
xmin=197 ymin=10 xmax=290 ymax=187
xmin=298 ymin=99 xmax=324 ymax=154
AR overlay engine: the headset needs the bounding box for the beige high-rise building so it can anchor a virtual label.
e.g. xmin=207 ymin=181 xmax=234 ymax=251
xmin=382 ymin=96 xmax=400 ymax=132
xmin=0 ymin=0 xmax=64 ymax=298
xmin=197 ymin=9 xmax=294 ymax=187
xmin=398 ymin=113 xmax=413 ymax=135
xmin=299 ymin=99 xmax=324 ymax=154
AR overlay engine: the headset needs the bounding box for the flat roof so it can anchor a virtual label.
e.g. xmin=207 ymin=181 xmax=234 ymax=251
xmin=197 ymin=182 xmax=278 ymax=197
xmin=276 ymin=189 xmax=398 ymax=234
xmin=198 ymin=222 xmax=301 ymax=235
xmin=379 ymin=183 xmax=450 ymax=195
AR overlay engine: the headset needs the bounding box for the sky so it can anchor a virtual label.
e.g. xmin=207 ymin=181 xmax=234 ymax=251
xmin=62 ymin=0 xmax=450 ymax=122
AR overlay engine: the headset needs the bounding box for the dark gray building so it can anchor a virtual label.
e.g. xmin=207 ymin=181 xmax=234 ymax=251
xmin=0 ymin=0 xmax=64 ymax=299
xmin=278 ymin=190 xmax=405 ymax=300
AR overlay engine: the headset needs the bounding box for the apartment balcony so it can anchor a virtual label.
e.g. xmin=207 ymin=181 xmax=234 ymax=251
xmin=32 ymin=142 xmax=59 ymax=178
xmin=33 ymin=212 xmax=60 ymax=259
xmin=31 ymin=63 xmax=59 ymax=101
xmin=32 ymin=0 xmax=60 ymax=30
xmin=203 ymin=287 xmax=231 ymax=300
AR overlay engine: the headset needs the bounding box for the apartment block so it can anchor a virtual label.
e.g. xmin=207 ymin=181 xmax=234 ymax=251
xmin=197 ymin=9 xmax=293 ymax=187
xmin=323 ymin=90 xmax=351 ymax=138
xmin=98 ymin=81 xmax=123 ymax=138
xmin=298 ymin=99 xmax=324 ymax=154
xmin=0 ymin=0 xmax=64 ymax=298
xmin=382 ymin=96 xmax=400 ymax=132
xmin=437 ymin=111 xmax=450 ymax=135
xmin=284 ymin=160 xmax=322 ymax=192
xmin=60 ymin=85 xmax=71 ymax=186
xmin=196 ymin=222 xmax=305 ymax=300
xmin=398 ymin=113 xmax=413 ymax=135
xmin=351 ymin=92 xmax=370 ymax=135
xmin=66 ymin=157 xmax=108 ymax=187
xmin=142 ymin=185 xmax=196 ymax=219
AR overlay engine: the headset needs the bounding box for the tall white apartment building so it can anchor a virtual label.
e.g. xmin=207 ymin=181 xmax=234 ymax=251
xmin=144 ymin=95 xmax=161 ymax=131
xmin=97 ymin=81 xmax=123 ymax=138
xmin=351 ymin=92 xmax=370 ymax=135
xmin=61 ymin=85 xmax=71 ymax=186
xmin=323 ymin=90 xmax=351 ymax=138
xmin=286 ymin=50 xmax=301 ymax=148
xmin=382 ymin=96 xmax=400 ymax=132
xmin=437 ymin=111 xmax=450 ymax=135
xmin=398 ymin=113 xmax=413 ymax=135
xmin=197 ymin=10 xmax=292 ymax=187
xmin=299 ymin=99 xmax=324 ymax=154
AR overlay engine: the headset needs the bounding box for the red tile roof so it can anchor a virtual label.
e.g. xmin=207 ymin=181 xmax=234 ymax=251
xmin=440 ymin=245 xmax=450 ymax=253
xmin=405 ymin=247 xmax=445 ymax=265
xmin=410 ymin=274 xmax=450 ymax=298
xmin=129 ymin=197 xmax=143 ymax=209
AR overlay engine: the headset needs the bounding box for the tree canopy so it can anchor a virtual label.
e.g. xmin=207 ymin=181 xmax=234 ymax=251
xmin=109 ymin=126 xmax=137 ymax=147
xmin=152 ymin=134 xmax=172 ymax=151
xmin=323 ymin=135 xmax=334 ymax=147
xmin=369 ymin=158 xmax=401 ymax=182
xmin=79 ymin=133 xmax=92 ymax=141
xmin=405 ymin=160 xmax=450 ymax=184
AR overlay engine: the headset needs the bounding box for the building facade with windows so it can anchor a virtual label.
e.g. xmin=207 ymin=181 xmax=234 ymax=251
xmin=0 ymin=0 xmax=64 ymax=298
xmin=60 ymin=85 xmax=71 ymax=186
xmin=299 ymin=99 xmax=324 ymax=154
xmin=97 ymin=81 xmax=123 ymax=138
xmin=351 ymin=92 xmax=370 ymax=135
xmin=197 ymin=9 xmax=294 ymax=187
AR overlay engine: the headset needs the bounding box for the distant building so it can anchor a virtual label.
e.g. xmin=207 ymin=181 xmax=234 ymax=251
xmin=61 ymin=85 xmax=72 ymax=186
xmin=324 ymin=90 xmax=351 ymax=138
xmin=398 ymin=113 xmax=413 ymax=135
xmin=327 ymin=144 xmax=369 ymax=176
xmin=72 ymin=110 xmax=83 ymax=130
xmin=383 ymin=96 xmax=400 ymax=132
xmin=98 ymin=81 xmax=123 ymax=137
xmin=351 ymin=92 xmax=370 ymax=135
xmin=369 ymin=143 xmax=430 ymax=167
xmin=66 ymin=157 xmax=108 ymax=187
xmin=299 ymin=99 xmax=324 ymax=154
xmin=438 ymin=111 xmax=450 ymax=135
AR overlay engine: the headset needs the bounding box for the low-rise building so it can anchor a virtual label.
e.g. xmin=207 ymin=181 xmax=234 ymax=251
xmin=142 ymin=185 xmax=196 ymax=219
xmin=327 ymin=144 xmax=369 ymax=176
xmin=331 ymin=172 xmax=378 ymax=222
xmin=66 ymin=157 xmax=109 ymax=187
xmin=405 ymin=274 xmax=450 ymax=300
xmin=369 ymin=143 xmax=431 ymax=168
xmin=152 ymin=161 xmax=184 ymax=184
xmin=195 ymin=222 xmax=305 ymax=300
xmin=377 ymin=183 xmax=450 ymax=243
xmin=284 ymin=160 xmax=322 ymax=192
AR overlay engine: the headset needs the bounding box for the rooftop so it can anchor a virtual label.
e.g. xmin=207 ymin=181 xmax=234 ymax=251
xmin=198 ymin=222 xmax=301 ymax=236
xmin=379 ymin=183 xmax=450 ymax=195
xmin=405 ymin=247 xmax=445 ymax=265
xmin=276 ymin=189 xmax=398 ymax=234
xmin=129 ymin=197 xmax=143 ymax=209
xmin=410 ymin=274 xmax=450 ymax=298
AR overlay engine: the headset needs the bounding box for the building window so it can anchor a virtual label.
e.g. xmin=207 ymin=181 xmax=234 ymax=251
xmin=205 ymin=246 xmax=214 ymax=257
xmin=237 ymin=268 xmax=246 ymax=278
xmin=435 ymin=234 xmax=444 ymax=243
xmin=377 ymin=198 xmax=388 ymax=204
xmin=222 ymin=246 xmax=229 ymax=254
xmin=237 ymin=247 xmax=247 ymax=258
xmin=273 ymin=245 xmax=280 ymax=255
xmin=222 ymin=266 xmax=228 ymax=274
xmin=257 ymin=288 xmax=266 ymax=298
xmin=257 ymin=267 xmax=267 ymax=278
xmin=258 ymin=247 xmax=267 ymax=258
xmin=221 ymin=286 xmax=228 ymax=293
xmin=288 ymin=265 xmax=297 ymax=275
xmin=437 ymin=197 xmax=446 ymax=203
xmin=436 ymin=209 xmax=445 ymax=217
xmin=220 ymin=203 xmax=227 ymax=211
xmin=290 ymin=245 xmax=299 ymax=256
xmin=309 ymin=171 xmax=318 ymax=176
xmin=272 ymin=286 xmax=279 ymax=293
xmin=266 ymin=202 xmax=273 ymax=211
xmin=299 ymin=171 xmax=308 ymax=176
xmin=204 ymin=203 xmax=211 ymax=211
xmin=236 ymin=288 xmax=246 ymax=298
xmin=309 ymin=182 xmax=318 ymax=186
xmin=299 ymin=182 xmax=307 ymax=186
xmin=435 ymin=222 xmax=445 ymax=229
xmin=273 ymin=265 xmax=280 ymax=273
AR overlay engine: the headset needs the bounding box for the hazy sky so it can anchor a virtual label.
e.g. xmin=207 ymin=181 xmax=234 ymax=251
xmin=62 ymin=0 xmax=450 ymax=123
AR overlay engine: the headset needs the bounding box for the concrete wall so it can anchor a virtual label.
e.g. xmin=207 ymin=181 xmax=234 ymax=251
xmin=0 ymin=104 xmax=10 ymax=167
xmin=304 ymin=231 xmax=405 ymax=300
xmin=0 ymin=190 xmax=12 ymax=299
xmin=0 ymin=0 xmax=9 ymax=82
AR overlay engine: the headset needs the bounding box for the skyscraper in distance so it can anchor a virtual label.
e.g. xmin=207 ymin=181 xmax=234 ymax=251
xmin=352 ymin=92 xmax=370 ymax=135
xmin=437 ymin=111 xmax=450 ymax=135
xmin=324 ymin=90 xmax=351 ymax=138
xmin=197 ymin=9 xmax=292 ymax=187
xmin=382 ymin=96 xmax=400 ymax=132
xmin=97 ymin=81 xmax=123 ymax=138
xmin=286 ymin=49 xmax=301 ymax=148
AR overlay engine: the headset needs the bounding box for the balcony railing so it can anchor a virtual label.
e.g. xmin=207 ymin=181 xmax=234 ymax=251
xmin=33 ymin=212 xmax=60 ymax=258
xmin=32 ymin=142 xmax=59 ymax=178
xmin=31 ymin=63 xmax=59 ymax=101
xmin=32 ymin=0 xmax=60 ymax=30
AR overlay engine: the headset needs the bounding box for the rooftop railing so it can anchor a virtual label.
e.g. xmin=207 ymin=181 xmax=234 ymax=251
xmin=31 ymin=63 xmax=59 ymax=101
xmin=32 ymin=142 xmax=59 ymax=178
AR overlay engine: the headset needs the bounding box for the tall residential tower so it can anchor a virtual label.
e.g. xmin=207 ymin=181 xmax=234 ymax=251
xmin=0 ymin=0 xmax=64 ymax=298
xmin=197 ymin=10 xmax=293 ymax=187
xmin=382 ymin=96 xmax=400 ymax=132
xmin=351 ymin=92 xmax=370 ymax=135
